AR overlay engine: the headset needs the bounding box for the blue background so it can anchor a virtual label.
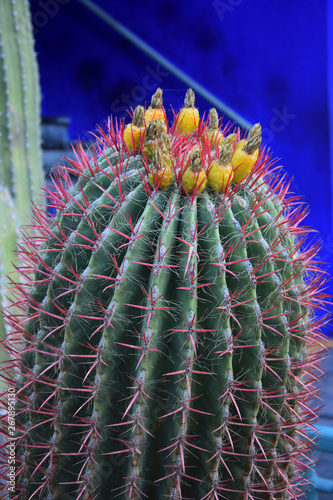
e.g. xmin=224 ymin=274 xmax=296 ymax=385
xmin=30 ymin=0 xmax=332 ymax=326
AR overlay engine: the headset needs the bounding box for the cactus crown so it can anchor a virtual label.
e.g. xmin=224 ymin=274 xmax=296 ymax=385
xmin=0 ymin=89 xmax=328 ymax=500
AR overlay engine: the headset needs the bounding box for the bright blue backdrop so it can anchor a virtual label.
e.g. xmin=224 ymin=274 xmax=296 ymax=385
xmin=30 ymin=0 xmax=332 ymax=327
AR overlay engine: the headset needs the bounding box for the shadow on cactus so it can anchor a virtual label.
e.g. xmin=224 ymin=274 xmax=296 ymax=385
xmin=0 ymin=88 xmax=330 ymax=499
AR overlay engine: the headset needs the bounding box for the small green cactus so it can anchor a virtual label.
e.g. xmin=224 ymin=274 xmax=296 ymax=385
xmin=0 ymin=89 xmax=328 ymax=499
xmin=0 ymin=0 xmax=44 ymax=374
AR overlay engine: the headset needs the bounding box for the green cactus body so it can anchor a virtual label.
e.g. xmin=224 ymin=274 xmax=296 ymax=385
xmin=0 ymin=90 xmax=328 ymax=499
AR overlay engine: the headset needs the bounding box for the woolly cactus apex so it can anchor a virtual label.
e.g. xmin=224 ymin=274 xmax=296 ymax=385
xmin=208 ymin=107 xmax=219 ymax=129
xmin=175 ymin=88 xmax=199 ymax=135
xmin=123 ymin=105 xmax=145 ymax=153
xmin=146 ymin=119 xmax=158 ymax=140
xmin=244 ymin=122 xmax=262 ymax=154
xmin=201 ymin=108 xmax=224 ymax=148
xmin=182 ymin=146 xmax=207 ymax=193
xmin=145 ymin=87 xmax=166 ymax=125
xmin=232 ymin=123 xmax=262 ymax=183
xmin=0 ymin=89 xmax=329 ymax=500
xmin=208 ymin=143 xmax=234 ymax=192
xmin=156 ymin=117 xmax=167 ymax=136
xmin=219 ymin=142 xmax=234 ymax=165
xmin=188 ymin=145 xmax=203 ymax=172
xmin=184 ymin=88 xmax=196 ymax=108
xmin=142 ymin=119 xmax=159 ymax=160
xmin=151 ymin=87 xmax=163 ymax=109
xmin=133 ymin=104 xmax=145 ymax=126
xmin=160 ymin=131 xmax=171 ymax=153
xmin=149 ymin=146 xmax=173 ymax=190
xmin=222 ymin=132 xmax=237 ymax=148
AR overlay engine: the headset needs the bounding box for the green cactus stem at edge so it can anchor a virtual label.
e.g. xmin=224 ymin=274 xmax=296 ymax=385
xmin=0 ymin=89 xmax=329 ymax=500
xmin=0 ymin=0 xmax=44 ymax=377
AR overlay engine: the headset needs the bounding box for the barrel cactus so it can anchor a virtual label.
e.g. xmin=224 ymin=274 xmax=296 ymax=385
xmin=0 ymin=88 xmax=328 ymax=499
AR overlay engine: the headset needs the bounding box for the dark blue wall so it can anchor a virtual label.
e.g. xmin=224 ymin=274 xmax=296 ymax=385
xmin=30 ymin=0 xmax=332 ymax=301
